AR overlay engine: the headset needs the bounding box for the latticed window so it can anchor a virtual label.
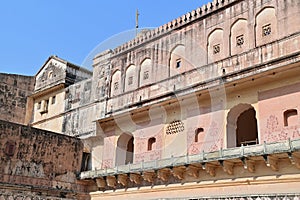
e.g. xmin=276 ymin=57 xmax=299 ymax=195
xmin=236 ymin=35 xmax=244 ymax=46
xmin=143 ymin=71 xmax=149 ymax=80
xmin=166 ymin=120 xmax=184 ymax=135
xmin=114 ymin=82 xmax=119 ymax=90
xmin=262 ymin=24 xmax=271 ymax=36
xmin=213 ymin=44 xmax=220 ymax=54
xmin=128 ymin=76 xmax=133 ymax=85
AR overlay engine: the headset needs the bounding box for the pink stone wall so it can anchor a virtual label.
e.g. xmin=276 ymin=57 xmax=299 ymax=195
xmin=187 ymin=110 xmax=224 ymax=155
xmin=259 ymin=82 xmax=300 ymax=143
xmin=134 ymin=131 xmax=163 ymax=163
xmin=101 ymin=136 xmax=115 ymax=169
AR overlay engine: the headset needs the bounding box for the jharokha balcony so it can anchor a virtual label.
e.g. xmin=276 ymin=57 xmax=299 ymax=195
xmin=79 ymin=138 xmax=300 ymax=191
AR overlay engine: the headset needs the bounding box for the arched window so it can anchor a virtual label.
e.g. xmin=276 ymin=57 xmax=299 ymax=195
xmin=148 ymin=137 xmax=156 ymax=151
xmin=80 ymin=152 xmax=91 ymax=171
xmin=116 ymin=133 xmax=134 ymax=166
xmin=284 ymin=109 xmax=298 ymax=127
xmin=227 ymin=104 xmax=258 ymax=147
xmin=48 ymin=71 xmax=53 ymax=79
xmin=195 ymin=128 xmax=204 ymax=143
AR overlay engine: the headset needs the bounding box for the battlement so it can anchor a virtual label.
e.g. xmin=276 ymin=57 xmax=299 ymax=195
xmin=112 ymin=0 xmax=237 ymax=56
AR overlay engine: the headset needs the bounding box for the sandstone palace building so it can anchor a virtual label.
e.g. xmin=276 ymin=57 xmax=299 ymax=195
xmin=1 ymin=0 xmax=300 ymax=199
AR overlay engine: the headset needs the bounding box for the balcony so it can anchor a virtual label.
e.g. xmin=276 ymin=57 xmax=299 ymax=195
xmin=79 ymin=138 xmax=300 ymax=191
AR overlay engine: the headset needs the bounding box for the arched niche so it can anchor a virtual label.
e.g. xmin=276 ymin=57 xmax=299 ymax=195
xmin=111 ymin=70 xmax=121 ymax=96
xmin=140 ymin=58 xmax=152 ymax=87
xmin=207 ymin=29 xmax=224 ymax=62
xmin=255 ymin=7 xmax=277 ymax=46
xmin=230 ymin=19 xmax=249 ymax=55
xmin=115 ymin=133 xmax=134 ymax=166
xmin=169 ymin=45 xmax=186 ymax=77
xmin=125 ymin=64 xmax=137 ymax=92
xmin=227 ymin=104 xmax=259 ymax=148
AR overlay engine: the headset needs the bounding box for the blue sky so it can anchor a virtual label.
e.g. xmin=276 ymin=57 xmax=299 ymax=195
xmin=0 ymin=1 xmax=210 ymax=76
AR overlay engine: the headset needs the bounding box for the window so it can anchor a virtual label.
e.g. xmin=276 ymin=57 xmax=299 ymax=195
xmin=80 ymin=152 xmax=91 ymax=171
xmin=114 ymin=82 xmax=119 ymax=90
xmin=195 ymin=128 xmax=204 ymax=143
xmin=176 ymin=59 xmax=181 ymax=68
xmin=128 ymin=76 xmax=133 ymax=85
xmin=48 ymin=71 xmax=53 ymax=79
xmin=213 ymin=44 xmax=220 ymax=54
xmin=52 ymin=96 xmax=56 ymax=104
xmin=166 ymin=120 xmax=185 ymax=135
xmin=236 ymin=35 xmax=244 ymax=46
xmin=284 ymin=109 xmax=298 ymax=127
xmin=45 ymin=99 xmax=49 ymax=110
xmin=40 ymin=99 xmax=49 ymax=114
xmin=143 ymin=71 xmax=149 ymax=80
xmin=5 ymin=141 xmax=16 ymax=156
xmin=262 ymin=24 xmax=271 ymax=36
xmin=148 ymin=137 xmax=156 ymax=151
xmin=37 ymin=102 xmax=41 ymax=110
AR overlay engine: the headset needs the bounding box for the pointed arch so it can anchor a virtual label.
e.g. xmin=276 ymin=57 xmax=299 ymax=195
xmin=147 ymin=137 xmax=156 ymax=151
xmin=207 ymin=28 xmax=224 ymax=62
xmin=169 ymin=44 xmax=186 ymax=77
xmin=284 ymin=109 xmax=298 ymax=127
xmin=227 ymin=104 xmax=259 ymax=148
xmin=115 ymin=133 xmax=134 ymax=166
xmin=111 ymin=70 xmax=121 ymax=96
xmin=255 ymin=7 xmax=277 ymax=46
xmin=230 ymin=18 xmax=248 ymax=55
xmin=125 ymin=64 xmax=137 ymax=92
xmin=140 ymin=58 xmax=152 ymax=87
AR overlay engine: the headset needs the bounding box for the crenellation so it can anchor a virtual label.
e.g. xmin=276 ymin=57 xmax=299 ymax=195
xmin=111 ymin=0 xmax=269 ymax=62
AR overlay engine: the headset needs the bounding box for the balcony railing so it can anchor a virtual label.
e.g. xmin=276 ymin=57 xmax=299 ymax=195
xmin=80 ymin=138 xmax=300 ymax=180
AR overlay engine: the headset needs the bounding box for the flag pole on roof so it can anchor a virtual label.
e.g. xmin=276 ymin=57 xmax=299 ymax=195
xmin=136 ymin=9 xmax=139 ymax=36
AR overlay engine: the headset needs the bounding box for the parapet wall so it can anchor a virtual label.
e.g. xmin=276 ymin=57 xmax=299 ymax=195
xmin=0 ymin=120 xmax=90 ymax=199
xmin=102 ymin=0 xmax=240 ymax=57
